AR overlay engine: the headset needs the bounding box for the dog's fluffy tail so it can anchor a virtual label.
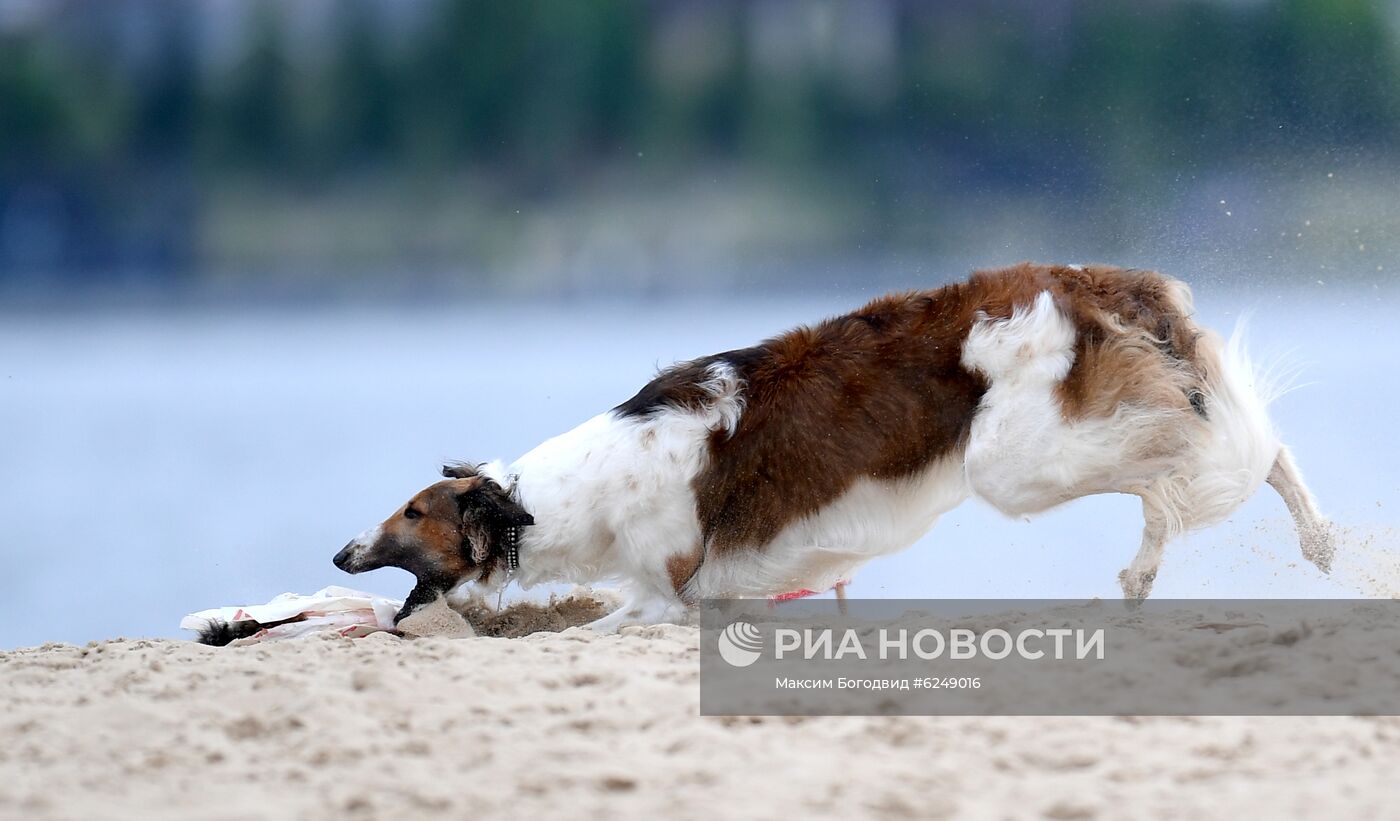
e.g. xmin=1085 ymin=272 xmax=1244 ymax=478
xmin=1204 ymin=316 xmax=1285 ymax=480
xmin=1147 ymin=318 xmax=1283 ymax=536
xmin=1173 ymin=317 xmax=1333 ymax=570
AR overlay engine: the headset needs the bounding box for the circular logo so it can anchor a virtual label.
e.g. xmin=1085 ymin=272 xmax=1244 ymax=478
xmin=717 ymin=621 xmax=763 ymax=667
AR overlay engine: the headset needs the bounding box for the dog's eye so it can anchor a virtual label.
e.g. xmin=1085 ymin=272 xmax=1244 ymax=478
xmin=404 ymin=507 xmax=421 ymax=520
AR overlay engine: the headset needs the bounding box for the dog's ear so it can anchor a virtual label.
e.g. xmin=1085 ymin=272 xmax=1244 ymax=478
xmin=441 ymin=462 xmax=480 ymax=479
xmin=453 ymin=478 xmax=534 ymax=564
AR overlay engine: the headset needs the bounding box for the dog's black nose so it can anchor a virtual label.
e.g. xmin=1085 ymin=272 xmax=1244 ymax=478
xmin=333 ymin=544 xmax=355 ymax=570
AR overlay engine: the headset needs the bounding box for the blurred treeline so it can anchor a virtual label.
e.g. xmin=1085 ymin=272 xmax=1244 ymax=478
xmin=2 ymin=0 xmax=1398 ymax=290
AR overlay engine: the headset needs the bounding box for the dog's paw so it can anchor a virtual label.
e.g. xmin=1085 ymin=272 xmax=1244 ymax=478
xmin=1299 ymin=521 xmax=1336 ymax=574
xmin=1118 ymin=568 xmax=1157 ymax=605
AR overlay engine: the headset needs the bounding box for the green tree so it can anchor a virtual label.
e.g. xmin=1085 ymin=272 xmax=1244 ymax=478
xmin=327 ymin=1 xmax=403 ymax=168
xmin=216 ymin=2 xmax=294 ymax=170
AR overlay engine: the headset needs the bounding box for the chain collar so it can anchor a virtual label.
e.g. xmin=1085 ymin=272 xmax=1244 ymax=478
xmin=503 ymin=473 xmax=524 ymax=572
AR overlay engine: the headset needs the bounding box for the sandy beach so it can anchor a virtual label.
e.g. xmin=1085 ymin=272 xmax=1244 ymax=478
xmin=4 ymin=618 xmax=1399 ymax=821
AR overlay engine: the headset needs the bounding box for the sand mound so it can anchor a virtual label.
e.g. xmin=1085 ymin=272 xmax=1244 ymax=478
xmin=395 ymin=590 xmax=614 ymax=640
xmin=395 ymin=596 xmax=476 ymax=639
xmin=454 ymin=593 xmax=611 ymax=638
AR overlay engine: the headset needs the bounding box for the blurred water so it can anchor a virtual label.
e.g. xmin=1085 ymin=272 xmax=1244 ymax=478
xmin=3 ymin=282 xmax=1397 ymax=648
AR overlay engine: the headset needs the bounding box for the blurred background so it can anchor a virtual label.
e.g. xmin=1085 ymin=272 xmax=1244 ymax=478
xmin=3 ymin=0 xmax=1398 ymax=648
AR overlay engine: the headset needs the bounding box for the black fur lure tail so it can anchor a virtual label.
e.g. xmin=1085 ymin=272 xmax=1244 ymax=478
xmin=196 ymin=618 xmax=265 ymax=646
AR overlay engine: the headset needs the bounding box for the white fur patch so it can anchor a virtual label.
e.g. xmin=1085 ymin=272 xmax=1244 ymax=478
xmin=352 ymin=524 xmax=382 ymax=546
xmin=961 ymin=291 xmax=1076 ymax=383
xmin=962 ymin=293 xmax=1096 ymax=515
xmin=506 ymin=409 xmax=712 ymax=599
xmin=697 ymin=361 xmax=745 ymax=436
xmin=342 ymin=524 xmax=382 ymax=565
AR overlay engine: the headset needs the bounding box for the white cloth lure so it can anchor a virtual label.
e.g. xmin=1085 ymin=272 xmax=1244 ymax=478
xmin=181 ymin=585 xmax=404 ymax=644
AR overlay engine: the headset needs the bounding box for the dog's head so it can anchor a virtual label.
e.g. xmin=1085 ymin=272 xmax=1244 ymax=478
xmin=334 ymin=464 xmax=533 ymax=598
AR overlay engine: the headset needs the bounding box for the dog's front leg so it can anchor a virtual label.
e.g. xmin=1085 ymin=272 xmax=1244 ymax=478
xmin=584 ymin=587 xmax=689 ymax=633
xmin=394 ymin=582 xmax=443 ymax=625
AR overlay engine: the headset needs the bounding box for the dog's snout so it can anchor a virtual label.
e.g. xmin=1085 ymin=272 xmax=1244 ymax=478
xmin=335 ymin=525 xmax=383 ymax=574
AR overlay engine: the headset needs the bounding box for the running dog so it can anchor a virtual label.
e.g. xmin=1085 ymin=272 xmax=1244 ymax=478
xmin=334 ymin=263 xmax=1332 ymax=629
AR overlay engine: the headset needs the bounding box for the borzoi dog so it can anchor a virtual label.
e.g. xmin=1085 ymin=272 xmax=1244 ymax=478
xmin=334 ymin=263 xmax=1332 ymax=629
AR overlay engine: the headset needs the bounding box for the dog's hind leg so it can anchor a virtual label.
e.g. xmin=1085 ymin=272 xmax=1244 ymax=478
xmin=1118 ymin=495 xmax=1174 ymax=602
xmin=1267 ymin=446 xmax=1334 ymax=573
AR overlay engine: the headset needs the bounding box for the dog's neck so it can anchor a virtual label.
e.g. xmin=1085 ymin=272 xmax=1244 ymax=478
xmin=477 ymin=411 xmax=698 ymax=592
xmin=474 ymin=459 xmax=532 ymax=577
xmin=474 ymin=458 xmax=585 ymax=589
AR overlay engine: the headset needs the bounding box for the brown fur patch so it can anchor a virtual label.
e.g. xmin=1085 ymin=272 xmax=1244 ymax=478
xmin=665 ymin=548 xmax=704 ymax=598
xmin=1039 ymin=264 xmax=1205 ymax=421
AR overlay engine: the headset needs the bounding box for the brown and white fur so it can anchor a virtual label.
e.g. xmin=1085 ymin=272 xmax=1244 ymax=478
xmin=336 ymin=263 xmax=1333 ymax=630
